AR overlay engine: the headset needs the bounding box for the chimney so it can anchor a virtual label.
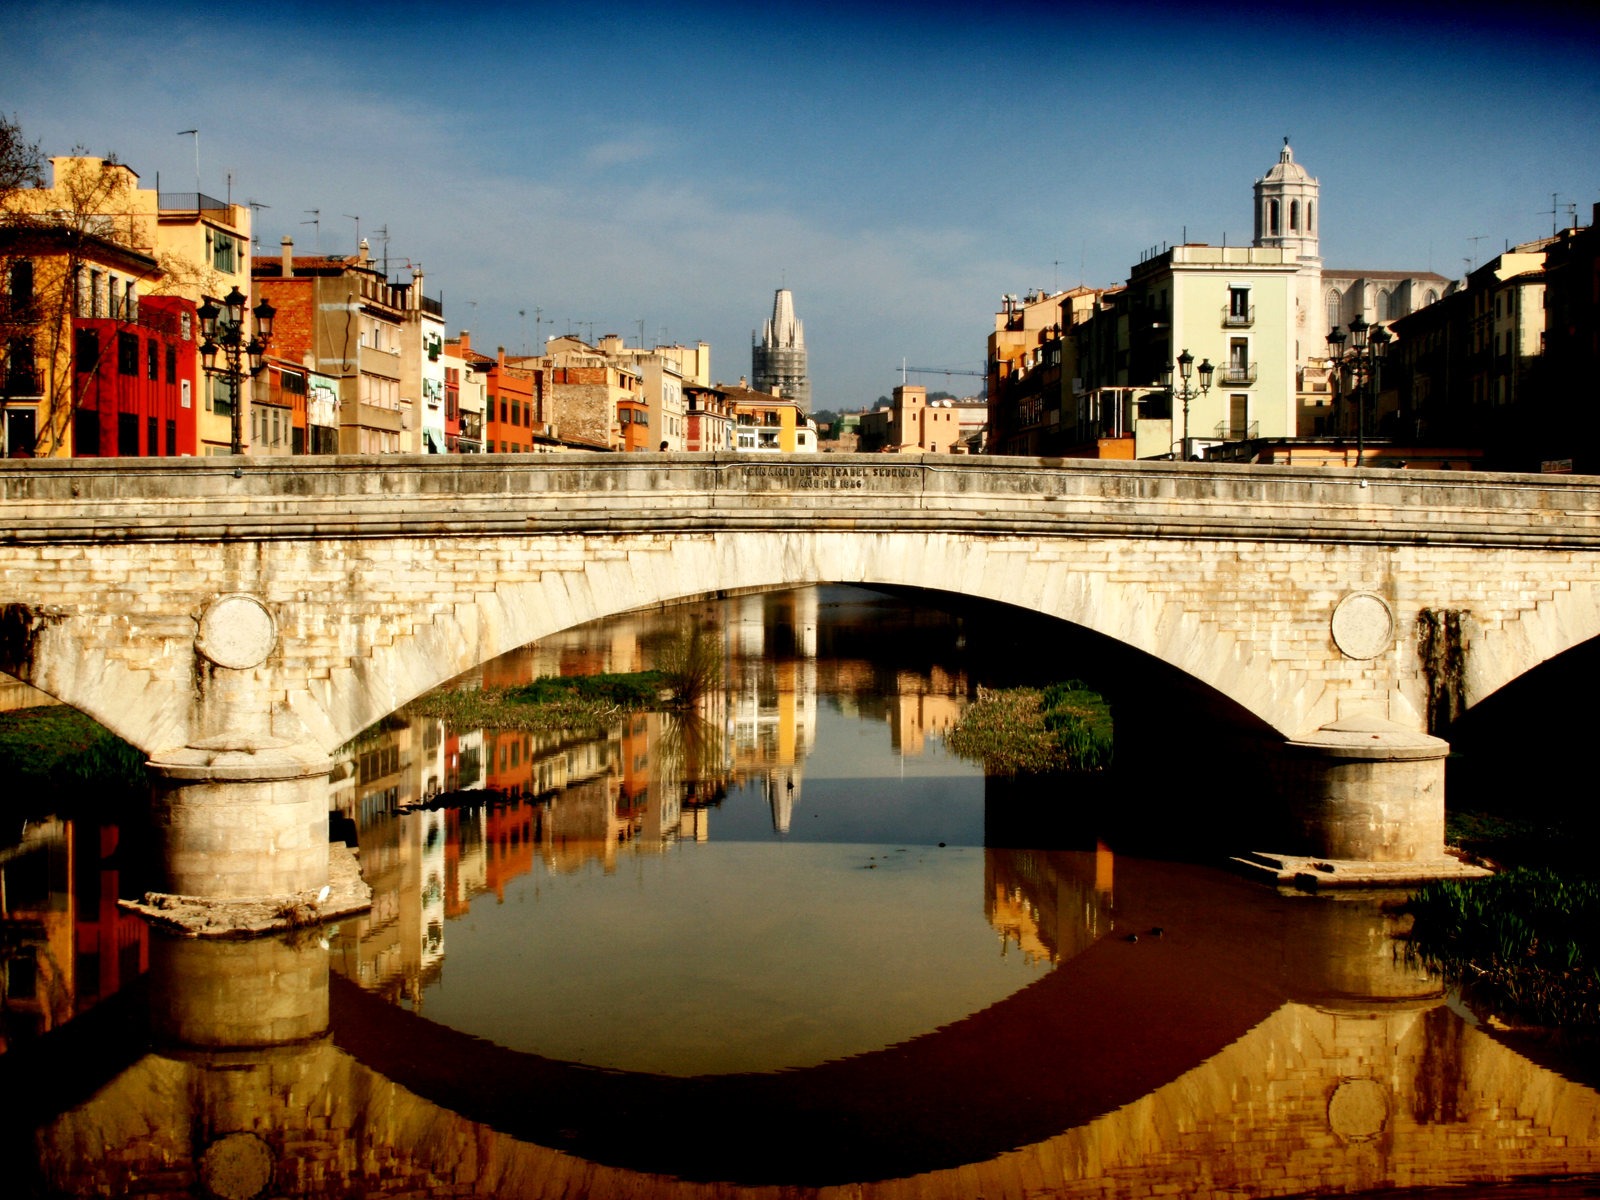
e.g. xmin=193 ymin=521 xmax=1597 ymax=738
xmin=281 ymin=235 xmax=293 ymax=277
xmin=358 ymin=238 xmax=370 ymax=265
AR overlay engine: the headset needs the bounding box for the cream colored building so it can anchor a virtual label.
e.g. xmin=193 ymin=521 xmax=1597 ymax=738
xmin=1128 ymin=244 xmax=1299 ymax=457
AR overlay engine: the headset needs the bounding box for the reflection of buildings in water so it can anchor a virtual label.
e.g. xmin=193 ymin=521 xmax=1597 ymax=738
xmin=815 ymin=660 xmax=969 ymax=758
xmin=890 ymin=688 xmax=964 ymax=756
xmin=444 ymin=727 xmax=485 ymax=794
xmin=985 ymin=844 xmax=1114 ymax=966
xmin=334 ymin=701 xmax=734 ymax=999
xmin=0 ymin=817 xmax=149 ymax=1050
xmin=419 ymin=716 xmax=446 ymax=801
xmin=764 ymin=768 xmax=799 ymax=834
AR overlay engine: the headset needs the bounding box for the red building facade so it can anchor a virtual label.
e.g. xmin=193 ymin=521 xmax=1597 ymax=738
xmin=72 ymin=293 xmax=197 ymax=457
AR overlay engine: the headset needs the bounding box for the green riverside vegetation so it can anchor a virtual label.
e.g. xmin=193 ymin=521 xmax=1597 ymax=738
xmin=0 ymin=704 xmax=148 ymax=814
xmin=1406 ymin=869 xmax=1600 ymax=1032
xmin=402 ymin=671 xmax=669 ymax=734
xmin=945 ymin=681 xmax=1113 ymax=775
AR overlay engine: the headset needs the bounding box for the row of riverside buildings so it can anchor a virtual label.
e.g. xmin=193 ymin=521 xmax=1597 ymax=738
xmin=0 ymin=155 xmax=820 ymax=459
xmin=981 ymin=142 xmax=1600 ymax=474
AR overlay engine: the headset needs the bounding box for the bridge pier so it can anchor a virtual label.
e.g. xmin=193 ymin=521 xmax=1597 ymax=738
xmin=125 ymin=742 xmax=370 ymax=936
xmin=1239 ymin=715 xmax=1490 ymax=888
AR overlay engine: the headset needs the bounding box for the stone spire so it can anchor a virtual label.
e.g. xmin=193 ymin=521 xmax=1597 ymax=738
xmin=763 ymin=288 xmax=804 ymax=349
xmin=752 ymin=287 xmax=811 ymax=411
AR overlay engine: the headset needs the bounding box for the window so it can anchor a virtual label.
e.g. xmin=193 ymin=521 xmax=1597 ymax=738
xmin=147 ymin=417 xmax=158 ymax=455
xmin=117 ymin=331 xmax=139 ymax=376
xmin=166 ymin=344 xmax=177 ymax=383
xmin=1290 ymin=200 xmax=1299 ymax=231
xmin=74 ymin=408 xmax=100 ymax=455
xmin=1326 ymin=289 xmax=1341 ymax=333
xmin=118 ymin=413 xmax=139 ymax=456
xmin=7 ymin=258 xmax=33 ymax=306
xmin=211 ymin=230 xmax=237 ymax=273
xmin=147 ymin=338 xmax=159 ymax=380
xmin=75 ymin=328 xmax=100 ymax=373
xmin=1266 ymin=199 xmax=1279 ymax=236
xmin=1306 ymin=200 xmax=1314 ymax=233
xmin=166 ymin=419 xmax=176 ymax=455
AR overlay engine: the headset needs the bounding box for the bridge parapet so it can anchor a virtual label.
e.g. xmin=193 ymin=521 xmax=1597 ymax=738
xmin=3 ymin=453 xmax=1599 ymax=547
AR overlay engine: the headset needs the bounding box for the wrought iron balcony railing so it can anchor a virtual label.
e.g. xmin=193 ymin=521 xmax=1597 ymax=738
xmin=2 ymin=367 xmax=43 ymax=398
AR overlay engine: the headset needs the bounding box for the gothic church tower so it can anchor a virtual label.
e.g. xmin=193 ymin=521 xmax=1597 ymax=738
xmin=752 ymin=288 xmax=810 ymax=413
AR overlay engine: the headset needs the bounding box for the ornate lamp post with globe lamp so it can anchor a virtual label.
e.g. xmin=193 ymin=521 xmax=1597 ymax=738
xmin=1164 ymin=347 xmax=1214 ymax=460
xmin=197 ymin=286 xmax=275 ymax=456
xmin=1326 ymin=315 xmax=1390 ymax=467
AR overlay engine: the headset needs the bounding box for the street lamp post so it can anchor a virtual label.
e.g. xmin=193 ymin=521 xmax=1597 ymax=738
xmin=1326 ymin=315 xmax=1390 ymax=467
xmin=1166 ymin=347 xmax=1214 ymax=461
xmin=198 ymin=286 xmax=275 ymax=456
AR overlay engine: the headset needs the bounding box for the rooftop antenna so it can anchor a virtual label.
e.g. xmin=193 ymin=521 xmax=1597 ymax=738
xmin=176 ymin=129 xmax=199 ymax=193
xmin=302 ymin=209 xmax=321 ymax=253
xmin=247 ymin=199 xmax=270 ymax=249
xmin=1466 ymin=234 xmax=1486 ymax=273
xmin=373 ymin=224 xmax=391 ymax=274
xmin=343 ymin=213 xmax=360 ymax=251
xmin=1545 ymin=193 xmax=1561 ymax=236
xmin=636 ymin=318 xmax=645 ymax=349
xmin=519 ymin=309 xmax=527 ymax=355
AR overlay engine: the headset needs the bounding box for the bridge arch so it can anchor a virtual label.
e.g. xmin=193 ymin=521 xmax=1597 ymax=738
xmin=326 ymin=529 xmax=1328 ymax=755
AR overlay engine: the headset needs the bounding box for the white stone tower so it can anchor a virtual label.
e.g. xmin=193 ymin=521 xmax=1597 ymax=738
xmin=1253 ymin=139 xmax=1324 ymax=356
xmin=752 ymin=288 xmax=810 ymax=412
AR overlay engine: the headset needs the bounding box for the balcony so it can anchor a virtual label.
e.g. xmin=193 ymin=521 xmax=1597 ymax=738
xmin=2 ymin=367 xmax=43 ymax=399
xmin=1219 ymin=362 xmax=1258 ymax=386
xmin=1213 ymin=419 xmax=1260 ymax=441
xmin=1222 ymin=304 xmax=1255 ymax=328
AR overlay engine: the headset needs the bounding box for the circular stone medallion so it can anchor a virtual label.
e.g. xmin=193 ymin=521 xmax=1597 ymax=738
xmin=1328 ymin=1076 xmax=1390 ymax=1141
xmin=199 ymin=1132 xmax=274 ymax=1200
xmin=1330 ymin=591 xmax=1394 ymax=661
xmin=196 ymin=594 xmax=278 ymax=670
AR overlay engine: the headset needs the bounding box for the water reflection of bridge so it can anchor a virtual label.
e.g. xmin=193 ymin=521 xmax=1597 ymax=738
xmin=17 ymin=854 xmax=1600 ymax=1199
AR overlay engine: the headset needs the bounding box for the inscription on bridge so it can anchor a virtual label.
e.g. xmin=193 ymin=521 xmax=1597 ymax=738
xmin=736 ymin=462 xmax=922 ymax=490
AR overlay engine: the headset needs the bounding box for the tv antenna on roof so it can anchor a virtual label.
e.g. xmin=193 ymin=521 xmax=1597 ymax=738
xmin=247 ymin=199 xmax=269 ymax=248
xmin=302 ymin=210 xmax=321 ymax=252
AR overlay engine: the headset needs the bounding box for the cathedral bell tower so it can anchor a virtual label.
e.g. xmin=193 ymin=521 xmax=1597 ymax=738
xmin=1254 ymin=139 xmax=1323 ymax=359
xmin=1254 ymin=138 xmax=1320 ymax=259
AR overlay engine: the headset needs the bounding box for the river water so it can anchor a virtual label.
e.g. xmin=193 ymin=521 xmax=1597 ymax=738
xmin=5 ymin=584 xmax=1600 ymax=1198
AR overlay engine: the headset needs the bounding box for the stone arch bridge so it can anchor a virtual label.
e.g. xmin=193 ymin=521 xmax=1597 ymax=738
xmin=2 ymin=454 xmax=1597 ymax=925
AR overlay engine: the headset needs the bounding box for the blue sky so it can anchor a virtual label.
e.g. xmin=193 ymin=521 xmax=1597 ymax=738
xmin=4 ymin=0 xmax=1597 ymax=409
